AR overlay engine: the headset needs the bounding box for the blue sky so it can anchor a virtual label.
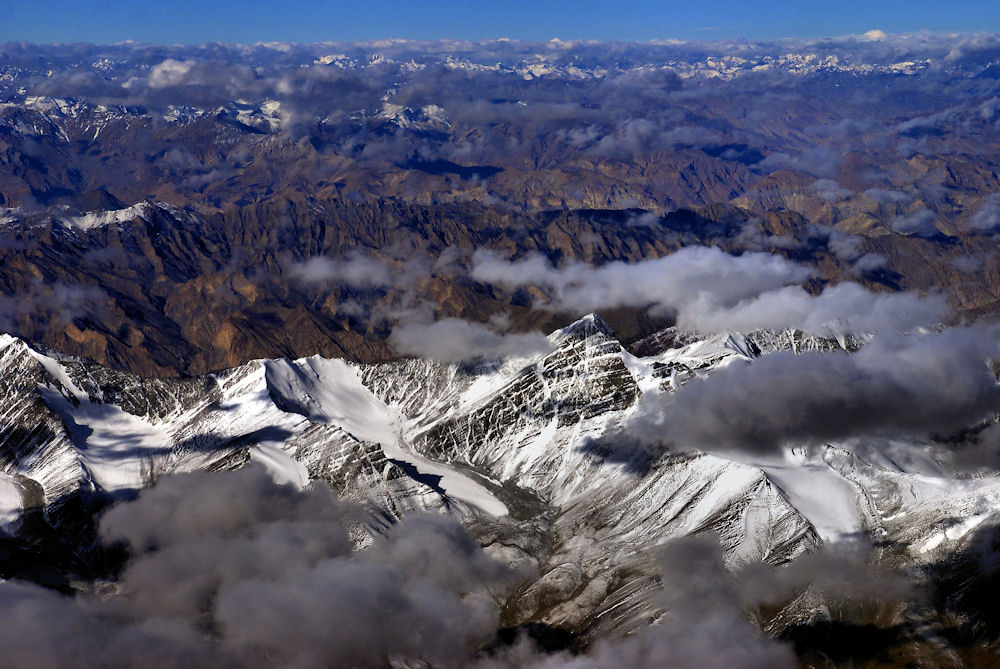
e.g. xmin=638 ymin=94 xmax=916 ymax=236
xmin=5 ymin=0 xmax=999 ymax=45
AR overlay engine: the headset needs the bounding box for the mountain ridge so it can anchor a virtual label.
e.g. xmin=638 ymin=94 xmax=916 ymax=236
xmin=2 ymin=315 xmax=997 ymax=660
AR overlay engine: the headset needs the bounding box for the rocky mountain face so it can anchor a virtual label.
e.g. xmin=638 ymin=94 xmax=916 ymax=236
xmin=2 ymin=316 xmax=999 ymax=663
xmin=3 ymin=37 xmax=1000 ymax=382
xmin=1 ymin=197 xmax=999 ymax=378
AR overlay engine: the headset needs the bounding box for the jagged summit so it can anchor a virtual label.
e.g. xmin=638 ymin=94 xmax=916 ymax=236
xmin=64 ymin=202 xmax=151 ymax=231
xmin=0 ymin=199 xmax=195 ymax=234
xmin=551 ymin=312 xmax=618 ymax=342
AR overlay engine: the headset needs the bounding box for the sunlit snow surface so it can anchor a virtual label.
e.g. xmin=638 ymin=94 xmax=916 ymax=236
xmin=3 ymin=317 xmax=1000 ymax=576
xmin=32 ymin=346 xmax=173 ymax=491
xmin=759 ymin=460 xmax=862 ymax=541
xmin=40 ymin=386 xmax=173 ymax=491
xmin=263 ymin=356 xmax=507 ymax=515
xmin=66 ymin=203 xmax=149 ymax=230
xmin=0 ymin=473 xmax=21 ymax=532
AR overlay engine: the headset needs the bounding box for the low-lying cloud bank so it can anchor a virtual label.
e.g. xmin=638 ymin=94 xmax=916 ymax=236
xmin=280 ymin=244 xmax=955 ymax=363
xmin=390 ymin=317 xmax=552 ymax=363
xmin=472 ymin=246 xmax=811 ymax=316
xmin=472 ymin=246 xmax=950 ymax=337
xmin=0 ymin=465 xmax=916 ymax=669
xmin=627 ymin=326 xmax=1000 ymax=455
xmin=288 ymin=253 xmax=395 ymax=288
xmin=0 ymin=467 xmax=512 ymax=668
xmin=284 ymin=248 xmax=556 ymax=363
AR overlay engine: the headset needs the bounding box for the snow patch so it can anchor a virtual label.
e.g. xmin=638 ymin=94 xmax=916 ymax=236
xmin=251 ymin=443 xmax=310 ymax=488
xmin=920 ymin=513 xmax=991 ymax=553
xmin=946 ymin=513 xmax=989 ymax=541
xmin=265 ymin=357 xmax=396 ymax=445
xmin=620 ymin=349 xmax=660 ymax=394
xmin=920 ymin=532 xmax=945 ymax=553
xmin=28 ymin=349 xmax=85 ymax=401
xmin=761 ymin=456 xmax=862 ymax=542
xmin=39 ymin=386 xmax=171 ymax=491
xmin=264 ymin=356 xmax=508 ymax=516
xmin=66 ymin=203 xmax=149 ymax=230
xmin=0 ymin=474 xmax=22 ymax=532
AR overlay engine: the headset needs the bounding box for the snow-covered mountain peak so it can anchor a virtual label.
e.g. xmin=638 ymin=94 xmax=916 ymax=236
xmin=0 ymin=200 xmax=200 ymax=234
xmin=2 ymin=318 xmax=1000 ymax=645
xmin=374 ymin=101 xmax=451 ymax=131
xmin=64 ymin=202 xmax=151 ymax=231
xmin=551 ymin=312 xmax=617 ymax=343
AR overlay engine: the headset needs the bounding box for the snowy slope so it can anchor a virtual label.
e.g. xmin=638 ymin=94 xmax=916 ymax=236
xmin=0 ymin=473 xmax=22 ymax=532
xmin=264 ymin=356 xmax=507 ymax=515
xmin=1 ymin=316 xmax=999 ymax=640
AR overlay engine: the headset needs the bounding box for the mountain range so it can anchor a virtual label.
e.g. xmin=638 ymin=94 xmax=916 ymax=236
xmin=1 ymin=314 xmax=999 ymax=665
xmin=4 ymin=34 xmax=1000 ymax=667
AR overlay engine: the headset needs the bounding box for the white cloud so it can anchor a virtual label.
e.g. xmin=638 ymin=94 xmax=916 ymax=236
xmin=472 ymin=246 xmax=811 ymax=317
xmin=390 ymin=317 xmax=551 ymax=362
xmin=471 ymin=247 xmax=948 ymax=337
xmin=969 ymin=194 xmax=1000 ymax=233
xmin=628 ymin=326 xmax=1000 ymax=454
xmin=147 ymin=59 xmax=195 ymax=89
xmin=890 ymin=208 xmax=938 ymax=237
xmin=679 ymin=282 xmax=949 ymax=335
xmin=288 ymin=254 xmax=393 ymax=288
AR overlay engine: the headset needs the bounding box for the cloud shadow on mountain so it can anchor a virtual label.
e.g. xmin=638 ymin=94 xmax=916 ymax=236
xmin=575 ymin=433 xmax=659 ymax=476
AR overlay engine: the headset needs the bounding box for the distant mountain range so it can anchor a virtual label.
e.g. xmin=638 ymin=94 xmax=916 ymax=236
xmin=0 ymin=36 xmax=998 ymax=218
xmin=0 ymin=196 xmax=997 ymax=377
